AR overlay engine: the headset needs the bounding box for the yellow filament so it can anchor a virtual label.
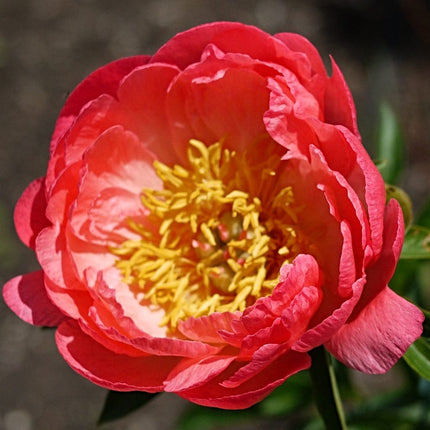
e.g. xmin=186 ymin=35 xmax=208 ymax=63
xmin=111 ymin=140 xmax=308 ymax=331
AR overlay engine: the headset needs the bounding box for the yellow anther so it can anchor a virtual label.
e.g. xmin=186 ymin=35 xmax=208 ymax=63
xmin=111 ymin=139 xmax=310 ymax=332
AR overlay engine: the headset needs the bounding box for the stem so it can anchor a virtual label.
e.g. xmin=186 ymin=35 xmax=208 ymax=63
xmin=309 ymin=346 xmax=347 ymax=430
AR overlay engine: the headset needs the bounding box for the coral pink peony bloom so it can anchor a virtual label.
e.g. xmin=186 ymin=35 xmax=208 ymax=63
xmin=3 ymin=22 xmax=423 ymax=409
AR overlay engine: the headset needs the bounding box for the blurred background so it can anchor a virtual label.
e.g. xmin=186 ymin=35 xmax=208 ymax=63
xmin=0 ymin=0 xmax=429 ymax=429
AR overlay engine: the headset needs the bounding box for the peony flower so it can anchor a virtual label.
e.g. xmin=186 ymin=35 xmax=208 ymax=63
xmin=3 ymin=22 xmax=424 ymax=409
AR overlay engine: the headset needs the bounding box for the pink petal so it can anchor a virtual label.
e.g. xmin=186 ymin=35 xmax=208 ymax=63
xmin=69 ymin=125 xmax=161 ymax=244
xmin=178 ymin=312 xmax=241 ymax=344
xmin=325 ymin=200 xmax=424 ymax=373
xmin=207 ymin=25 xmax=319 ymax=82
xmin=334 ymin=125 xmax=386 ymax=259
xmin=259 ymin=255 xmax=321 ymax=319
xmin=239 ymin=285 xmax=321 ymax=359
xmin=50 ymin=56 xmax=150 ymax=152
xmin=80 ymin=268 xmax=221 ymax=359
xmin=43 ymin=275 xmax=92 ymax=320
xmin=82 ymin=319 xmax=220 ymax=359
xmin=151 ymin=22 xmax=246 ymax=69
xmin=45 ymin=161 xmax=81 ymax=225
xmin=46 ymin=94 xmax=122 ymax=190
xmin=56 ymin=320 xmax=179 ymax=391
xmin=117 ymin=64 xmax=180 ymax=164
xmin=167 ymin=63 xmax=271 ymax=157
xmin=178 ymin=350 xmax=310 ymax=409
xmin=164 ymin=355 xmax=236 ymax=392
xmin=306 ymin=118 xmax=386 ymax=263
xmin=324 ymin=57 xmax=358 ymax=135
xmin=264 ymin=76 xmax=319 ymax=161
xmin=222 ymin=343 xmax=289 ymax=388
xmin=293 ymin=276 xmax=366 ymax=352
xmin=14 ymin=178 xmax=50 ymax=249
xmin=36 ymin=223 xmax=84 ymax=291
xmin=3 ymin=271 xmax=65 ymax=326
xmin=84 ymin=267 xmax=166 ymax=338
xmin=326 ymin=286 xmax=424 ymax=373
xmin=274 ymin=32 xmax=326 ymax=78
xmin=86 ymin=187 xmax=146 ymax=243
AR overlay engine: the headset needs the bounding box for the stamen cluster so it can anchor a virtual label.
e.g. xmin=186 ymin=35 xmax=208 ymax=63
xmin=112 ymin=140 xmax=305 ymax=329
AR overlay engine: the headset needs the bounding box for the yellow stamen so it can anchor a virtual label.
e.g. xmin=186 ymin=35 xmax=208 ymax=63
xmin=110 ymin=140 xmax=310 ymax=331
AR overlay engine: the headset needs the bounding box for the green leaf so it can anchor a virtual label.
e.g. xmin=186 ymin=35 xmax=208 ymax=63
xmin=416 ymin=197 xmax=430 ymax=229
xmin=400 ymin=225 xmax=430 ymax=260
xmin=97 ymin=390 xmax=158 ymax=425
xmin=403 ymin=337 xmax=430 ymax=381
xmin=421 ymin=308 xmax=430 ymax=338
xmin=258 ymin=370 xmax=312 ymax=417
xmin=177 ymin=406 xmax=256 ymax=430
xmin=375 ymin=102 xmax=404 ymax=185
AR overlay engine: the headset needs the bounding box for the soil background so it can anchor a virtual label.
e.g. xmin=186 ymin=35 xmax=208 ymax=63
xmin=0 ymin=1 xmax=429 ymax=429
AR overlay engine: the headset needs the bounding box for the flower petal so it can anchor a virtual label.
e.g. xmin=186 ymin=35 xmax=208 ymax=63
xmin=274 ymin=32 xmax=326 ymax=78
xmin=164 ymin=355 xmax=236 ymax=392
xmin=14 ymin=178 xmax=50 ymax=249
xmin=69 ymin=125 xmax=161 ymax=245
xmin=56 ymin=320 xmax=180 ymax=391
xmin=167 ymin=62 xmax=271 ymax=157
xmin=325 ymin=200 xmax=424 ymax=373
xmin=324 ymin=58 xmax=358 ymax=135
xmin=3 ymin=271 xmax=65 ymax=326
xmin=51 ymin=56 xmax=150 ymax=152
xmin=326 ymin=286 xmax=424 ymax=373
xmin=178 ymin=350 xmax=310 ymax=409
xmin=117 ymin=64 xmax=180 ymax=164
xmin=151 ymin=22 xmax=250 ymax=69
xmin=178 ymin=312 xmax=240 ymax=344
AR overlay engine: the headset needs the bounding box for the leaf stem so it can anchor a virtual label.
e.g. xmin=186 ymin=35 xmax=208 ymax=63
xmin=309 ymin=346 xmax=347 ymax=430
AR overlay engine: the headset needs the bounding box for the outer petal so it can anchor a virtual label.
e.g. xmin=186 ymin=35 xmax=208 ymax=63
xmin=50 ymin=56 xmax=150 ymax=152
xmin=178 ymin=350 xmax=310 ymax=409
xmin=56 ymin=320 xmax=180 ymax=391
xmin=324 ymin=58 xmax=358 ymax=135
xmin=326 ymin=286 xmax=424 ymax=373
xmin=164 ymin=355 xmax=236 ymax=392
xmin=274 ymin=32 xmax=326 ymax=77
xmin=325 ymin=200 xmax=424 ymax=372
xmin=222 ymin=343 xmax=289 ymax=388
xmin=14 ymin=177 xmax=50 ymax=249
xmin=151 ymin=22 xmax=251 ymax=69
xmin=3 ymin=271 xmax=65 ymax=326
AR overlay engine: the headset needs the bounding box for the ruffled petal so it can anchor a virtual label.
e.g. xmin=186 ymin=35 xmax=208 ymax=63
xmin=325 ymin=200 xmax=424 ymax=372
xmin=178 ymin=312 xmax=241 ymax=344
xmin=69 ymin=125 xmax=161 ymax=245
xmin=178 ymin=350 xmax=310 ymax=409
xmin=165 ymin=355 xmax=236 ymax=392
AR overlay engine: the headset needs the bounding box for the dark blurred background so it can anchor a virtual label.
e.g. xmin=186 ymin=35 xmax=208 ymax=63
xmin=0 ymin=0 xmax=429 ymax=429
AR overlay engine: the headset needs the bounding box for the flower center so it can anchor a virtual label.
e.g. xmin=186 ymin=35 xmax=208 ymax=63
xmin=111 ymin=140 xmax=307 ymax=330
